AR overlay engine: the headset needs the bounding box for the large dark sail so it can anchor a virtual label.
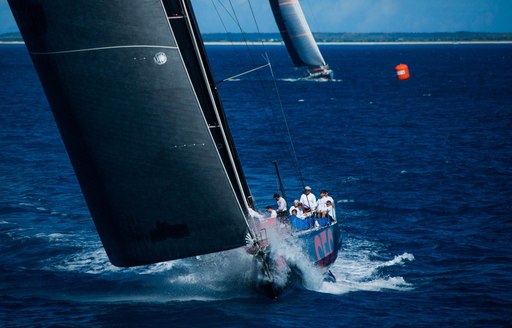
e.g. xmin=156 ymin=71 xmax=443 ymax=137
xmin=8 ymin=0 xmax=252 ymax=267
xmin=269 ymin=0 xmax=332 ymax=79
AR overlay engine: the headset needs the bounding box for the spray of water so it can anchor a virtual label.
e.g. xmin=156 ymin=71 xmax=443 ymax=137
xmin=315 ymin=237 xmax=415 ymax=295
xmin=264 ymin=227 xmax=326 ymax=291
xmin=46 ymin=222 xmax=414 ymax=301
xmin=279 ymin=78 xmax=342 ymax=83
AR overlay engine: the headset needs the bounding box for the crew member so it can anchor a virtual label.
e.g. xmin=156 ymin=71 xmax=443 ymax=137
xmin=299 ymin=186 xmax=317 ymax=214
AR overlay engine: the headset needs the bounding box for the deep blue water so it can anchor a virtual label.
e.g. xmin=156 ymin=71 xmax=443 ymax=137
xmin=1 ymin=43 xmax=512 ymax=327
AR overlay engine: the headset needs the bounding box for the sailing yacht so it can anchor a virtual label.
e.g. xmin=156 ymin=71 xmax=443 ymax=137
xmin=8 ymin=0 xmax=340 ymax=297
xmin=269 ymin=0 xmax=333 ymax=79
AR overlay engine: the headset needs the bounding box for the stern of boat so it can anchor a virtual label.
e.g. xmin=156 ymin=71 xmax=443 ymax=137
xmin=306 ymin=65 xmax=334 ymax=80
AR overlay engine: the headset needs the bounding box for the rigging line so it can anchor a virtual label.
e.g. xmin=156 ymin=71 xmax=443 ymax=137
xmin=214 ymin=0 xmax=263 ymax=71
xmin=266 ymin=55 xmax=306 ymax=188
xmin=216 ymin=0 xmax=302 ymax=195
xmin=180 ymin=0 xmax=254 ymax=235
xmin=245 ymin=1 xmax=300 ymax=195
xmin=215 ymin=0 xmax=281 ymax=155
xmin=245 ymin=1 xmax=299 ymax=168
xmin=215 ymin=0 xmax=240 ymax=30
xmin=210 ymin=0 xmax=250 ymax=80
xmin=226 ymin=0 xmax=260 ymax=66
xmin=243 ymin=0 xmax=274 ymax=85
xmin=213 ymin=0 xmax=280 ymax=211
xmin=245 ymin=0 xmax=306 ymax=189
xmin=210 ymin=0 xmax=231 ymax=37
xmin=246 ymin=0 xmax=264 ymax=45
xmin=221 ymin=0 xmax=289 ymax=162
xmin=247 ymin=0 xmax=281 ymax=110
xmin=216 ymin=62 xmax=270 ymax=83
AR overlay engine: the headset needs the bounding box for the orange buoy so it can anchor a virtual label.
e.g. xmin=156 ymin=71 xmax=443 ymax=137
xmin=395 ymin=63 xmax=410 ymax=80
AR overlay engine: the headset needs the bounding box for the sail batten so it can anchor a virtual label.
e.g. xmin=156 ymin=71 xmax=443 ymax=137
xmin=8 ymin=0 xmax=252 ymax=267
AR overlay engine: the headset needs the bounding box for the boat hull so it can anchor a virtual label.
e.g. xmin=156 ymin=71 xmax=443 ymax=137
xmin=296 ymin=220 xmax=341 ymax=268
xmin=304 ymin=68 xmax=334 ymax=80
xmin=248 ymin=220 xmax=341 ymax=297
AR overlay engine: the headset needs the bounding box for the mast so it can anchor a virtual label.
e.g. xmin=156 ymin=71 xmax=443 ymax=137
xmin=167 ymin=0 xmax=253 ymax=214
xmin=8 ymin=0 xmax=254 ymax=267
xmin=273 ymin=161 xmax=287 ymax=200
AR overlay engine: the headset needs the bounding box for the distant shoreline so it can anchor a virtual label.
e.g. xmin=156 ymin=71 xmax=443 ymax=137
xmin=3 ymin=31 xmax=512 ymax=45
xmin=0 ymin=41 xmax=24 ymax=44
xmin=2 ymin=41 xmax=512 ymax=46
xmin=206 ymin=41 xmax=512 ymax=45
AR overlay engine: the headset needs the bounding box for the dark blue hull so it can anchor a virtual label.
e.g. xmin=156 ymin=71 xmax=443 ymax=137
xmin=296 ymin=220 xmax=341 ymax=268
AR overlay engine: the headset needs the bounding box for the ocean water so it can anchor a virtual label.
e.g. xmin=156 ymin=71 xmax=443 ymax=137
xmin=1 ymin=43 xmax=512 ymax=327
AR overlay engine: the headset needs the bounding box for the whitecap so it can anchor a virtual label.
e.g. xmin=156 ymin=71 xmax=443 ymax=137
xmin=378 ymin=252 xmax=415 ymax=268
xmin=309 ymin=238 xmax=415 ymax=295
xmin=35 ymin=232 xmax=67 ymax=241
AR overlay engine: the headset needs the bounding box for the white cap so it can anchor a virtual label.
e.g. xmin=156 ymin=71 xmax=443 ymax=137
xmin=305 ymin=186 xmax=311 ymax=190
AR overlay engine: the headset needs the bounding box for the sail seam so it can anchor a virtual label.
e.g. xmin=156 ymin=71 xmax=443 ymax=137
xmin=29 ymin=45 xmax=178 ymax=55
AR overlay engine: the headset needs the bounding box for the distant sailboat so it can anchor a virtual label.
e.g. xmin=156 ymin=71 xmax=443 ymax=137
xmin=269 ymin=0 xmax=333 ymax=79
xmin=8 ymin=0 xmax=340 ymax=297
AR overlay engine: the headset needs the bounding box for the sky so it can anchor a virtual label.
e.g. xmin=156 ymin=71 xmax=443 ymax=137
xmin=1 ymin=0 xmax=512 ymax=35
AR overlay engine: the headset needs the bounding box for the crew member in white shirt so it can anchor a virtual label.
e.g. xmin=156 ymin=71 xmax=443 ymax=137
xmin=289 ymin=200 xmax=304 ymax=218
xmin=317 ymin=189 xmax=334 ymax=218
xmin=266 ymin=206 xmax=277 ymax=218
xmin=249 ymin=207 xmax=265 ymax=220
xmin=325 ymin=200 xmax=336 ymax=221
xmin=273 ymin=193 xmax=287 ymax=217
xmin=299 ymin=186 xmax=317 ymax=214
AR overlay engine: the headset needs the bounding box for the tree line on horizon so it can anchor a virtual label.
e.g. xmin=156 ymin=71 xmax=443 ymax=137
xmin=2 ymin=31 xmax=512 ymax=43
xmin=202 ymin=32 xmax=512 ymax=43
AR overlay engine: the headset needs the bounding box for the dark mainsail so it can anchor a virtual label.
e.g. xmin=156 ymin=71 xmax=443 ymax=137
xmin=8 ymin=0 xmax=253 ymax=267
xmin=269 ymin=0 xmax=332 ymax=79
